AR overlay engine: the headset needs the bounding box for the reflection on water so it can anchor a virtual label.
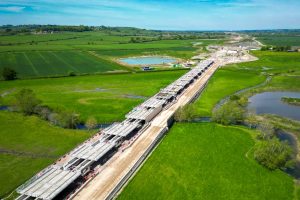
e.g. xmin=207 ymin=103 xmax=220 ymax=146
xmin=248 ymin=92 xmax=300 ymax=121
xmin=120 ymin=56 xmax=176 ymax=65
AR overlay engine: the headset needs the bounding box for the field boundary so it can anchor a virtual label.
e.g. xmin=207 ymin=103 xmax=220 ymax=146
xmin=105 ymin=126 xmax=169 ymax=200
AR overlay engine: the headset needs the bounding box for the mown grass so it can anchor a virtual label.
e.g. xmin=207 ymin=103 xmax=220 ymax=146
xmin=0 ymin=70 xmax=186 ymax=122
xmin=119 ymin=123 xmax=294 ymax=200
xmin=193 ymin=51 xmax=300 ymax=117
xmin=0 ymin=112 xmax=91 ymax=198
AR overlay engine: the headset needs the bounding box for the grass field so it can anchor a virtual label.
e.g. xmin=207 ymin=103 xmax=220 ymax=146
xmin=0 ymin=112 xmax=91 ymax=198
xmin=0 ymin=31 xmax=225 ymax=78
xmin=0 ymin=70 xmax=186 ymax=122
xmin=255 ymin=35 xmax=300 ymax=46
xmin=194 ymin=68 xmax=264 ymax=116
xmin=0 ymin=51 xmax=124 ymax=78
xmin=193 ymin=51 xmax=300 ymax=117
xmin=118 ymin=123 xmax=294 ymax=200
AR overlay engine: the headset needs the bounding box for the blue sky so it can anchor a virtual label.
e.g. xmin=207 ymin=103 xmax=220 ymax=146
xmin=0 ymin=0 xmax=300 ymax=30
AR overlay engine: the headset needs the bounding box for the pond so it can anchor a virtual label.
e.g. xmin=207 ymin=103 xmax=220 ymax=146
xmin=248 ymin=92 xmax=300 ymax=121
xmin=119 ymin=56 xmax=177 ymax=65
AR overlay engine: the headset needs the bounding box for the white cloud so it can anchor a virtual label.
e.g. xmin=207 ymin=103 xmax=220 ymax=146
xmin=0 ymin=6 xmax=25 ymax=12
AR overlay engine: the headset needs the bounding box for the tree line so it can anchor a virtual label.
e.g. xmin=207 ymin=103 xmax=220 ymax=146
xmin=4 ymin=88 xmax=98 ymax=130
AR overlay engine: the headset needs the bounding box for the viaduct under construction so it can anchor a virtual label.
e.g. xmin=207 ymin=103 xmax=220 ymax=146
xmin=16 ymin=59 xmax=219 ymax=200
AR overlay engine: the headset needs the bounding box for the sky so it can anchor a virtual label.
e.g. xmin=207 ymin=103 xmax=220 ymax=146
xmin=0 ymin=0 xmax=300 ymax=30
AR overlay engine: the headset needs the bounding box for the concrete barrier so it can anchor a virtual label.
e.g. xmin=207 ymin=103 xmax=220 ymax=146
xmin=105 ymin=126 xmax=169 ymax=200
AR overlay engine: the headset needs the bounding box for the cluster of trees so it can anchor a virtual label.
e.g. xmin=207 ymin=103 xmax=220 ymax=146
xmin=129 ymin=36 xmax=159 ymax=43
xmin=212 ymin=95 xmax=247 ymax=125
xmin=211 ymin=94 xmax=295 ymax=170
xmin=129 ymin=32 xmax=226 ymax=43
xmin=13 ymin=88 xmax=99 ymax=130
xmin=261 ymin=45 xmax=292 ymax=52
xmin=0 ymin=25 xmax=93 ymax=35
xmin=34 ymin=25 xmax=92 ymax=32
xmin=85 ymin=117 xmax=98 ymax=130
xmin=174 ymin=104 xmax=197 ymax=122
xmin=250 ymin=120 xmax=294 ymax=170
xmin=14 ymin=89 xmax=80 ymax=129
xmin=1 ymin=67 xmax=17 ymax=81
xmin=254 ymin=137 xmax=294 ymax=170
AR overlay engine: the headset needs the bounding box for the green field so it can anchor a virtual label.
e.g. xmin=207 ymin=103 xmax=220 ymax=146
xmin=0 ymin=70 xmax=186 ymax=122
xmin=119 ymin=123 xmax=294 ymax=200
xmin=1 ymin=29 xmax=299 ymax=200
xmin=193 ymin=51 xmax=300 ymax=117
xmin=0 ymin=112 xmax=91 ymax=198
xmin=255 ymin=35 xmax=300 ymax=46
xmin=0 ymin=51 xmax=125 ymax=78
xmin=194 ymin=68 xmax=264 ymax=116
xmin=0 ymin=30 xmax=225 ymax=78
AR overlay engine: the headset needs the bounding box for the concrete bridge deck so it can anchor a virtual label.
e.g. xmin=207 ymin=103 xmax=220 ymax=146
xmin=73 ymin=61 xmax=220 ymax=200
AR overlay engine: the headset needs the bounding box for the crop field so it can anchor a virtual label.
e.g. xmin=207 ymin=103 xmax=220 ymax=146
xmin=0 ymin=70 xmax=186 ymax=123
xmin=0 ymin=112 xmax=91 ymax=198
xmin=194 ymin=51 xmax=300 ymax=117
xmin=118 ymin=123 xmax=294 ymax=200
xmin=0 ymin=51 xmax=124 ymax=78
xmin=0 ymin=30 xmax=225 ymax=78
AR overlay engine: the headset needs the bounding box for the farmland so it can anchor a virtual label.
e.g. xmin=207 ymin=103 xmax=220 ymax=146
xmin=118 ymin=123 xmax=294 ymax=200
xmin=1 ymin=26 xmax=299 ymax=200
xmin=194 ymin=51 xmax=300 ymax=117
xmin=250 ymin=31 xmax=300 ymax=46
xmin=0 ymin=30 xmax=225 ymax=78
xmin=0 ymin=51 xmax=124 ymax=78
xmin=256 ymin=35 xmax=300 ymax=46
xmin=0 ymin=112 xmax=91 ymax=198
xmin=0 ymin=70 xmax=186 ymax=123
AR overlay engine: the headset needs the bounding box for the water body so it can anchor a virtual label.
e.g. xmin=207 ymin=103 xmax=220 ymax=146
xmin=248 ymin=92 xmax=300 ymax=121
xmin=214 ymin=76 xmax=272 ymax=111
xmin=120 ymin=56 xmax=177 ymax=65
xmin=122 ymin=94 xmax=147 ymax=100
xmin=76 ymin=123 xmax=112 ymax=130
xmin=0 ymin=106 xmax=9 ymax=111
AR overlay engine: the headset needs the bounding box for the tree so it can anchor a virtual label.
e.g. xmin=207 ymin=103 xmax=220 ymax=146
xmin=254 ymin=138 xmax=294 ymax=170
xmin=56 ymin=110 xmax=79 ymax=129
xmin=244 ymin=112 xmax=259 ymax=128
xmin=212 ymin=101 xmax=245 ymax=125
xmin=34 ymin=105 xmax=52 ymax=120
xmin=174 ymin=104 xmax=197 ymax=122
xmin=48 ymin=113 xmax=60 ymax=126
xmin=68 ymin=71 xmax=76 ymax=76
xmin=2 ymin=67 xmax=17 ymax=80
xmin=15 ymin=89 xmax=41 ymax=115
xmin=257 ymin=121 xmax=275 ymax=140
xmin=86 ymin=117 xmax=98 ymax=130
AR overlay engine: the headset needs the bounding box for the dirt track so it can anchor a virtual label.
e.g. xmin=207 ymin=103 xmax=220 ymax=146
xmin=74 ymin=62 xmax=220 ymax=200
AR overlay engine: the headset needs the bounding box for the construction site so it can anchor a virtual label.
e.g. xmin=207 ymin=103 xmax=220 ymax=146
xmin=15 ymin=45 xmax=253 ymax=200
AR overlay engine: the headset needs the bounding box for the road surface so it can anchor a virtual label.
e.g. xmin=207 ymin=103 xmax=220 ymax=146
xmin=74 ymin=62 xmax=219 ymax=200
